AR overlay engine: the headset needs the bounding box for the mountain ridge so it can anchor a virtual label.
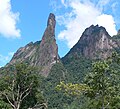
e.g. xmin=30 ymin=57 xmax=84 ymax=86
xmin=8 ymin=13 xmax=59 ymax=77
xmin=5 ymin=13 xmax=120 ymax=77
xmin=0 ymin=13 xmax=120 ymax=109
xmin=64 ymin=24 xmax=120 ymax=60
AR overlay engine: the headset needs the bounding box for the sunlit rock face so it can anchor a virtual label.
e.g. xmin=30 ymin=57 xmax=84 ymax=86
xmin=66 ymin=25 xmax=119 ymax=59
xmin=9 ymin=13 xmax=59 ymax=77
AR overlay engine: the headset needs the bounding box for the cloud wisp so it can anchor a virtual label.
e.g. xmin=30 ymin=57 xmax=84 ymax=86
xmin=0 ymin=0 xmax=20 ymax=38
xmin=56 ymin=0 xmax=117 ymax=48
xmin=0 ymin=52 xmax=14 ymax=67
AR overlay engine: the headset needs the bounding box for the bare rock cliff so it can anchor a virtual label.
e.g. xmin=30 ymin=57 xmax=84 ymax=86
xmin=9 ymin=13 xmax=59 ymax=76
xmin=66 ymin=25 xmax=120 ymax=59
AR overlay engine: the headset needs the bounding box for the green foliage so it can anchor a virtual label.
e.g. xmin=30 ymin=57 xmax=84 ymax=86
xmin=57 ymin=53 xmax=120 ymax=109
xmin=63 ymin=97 xmax=86 ymax=109
xmin=0 ymin=52 xmax=119 ymax=109
xmin=84 ymin=59 xmax=120 ymax=108
xmin=62 ymin=54 xmax=92 ymax=83
xmin=42 ymin=63 xmax=74 ymax=109
xmin=0 ymin=100 xmax=12 ymax=109
xmin=56 ymin=81 xmax=90 ymax=96
xmin=0 ymin=63 xmax=45 ymax=109
xmin=56 ymin=81 xmax=91 ymax=109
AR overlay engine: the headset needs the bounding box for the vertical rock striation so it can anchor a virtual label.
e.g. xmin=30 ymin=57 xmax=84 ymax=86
xmin=65 ymin=25 xmax=119 ymax=59
xmin=35 ymin=13 xmax=59 ymax=76
xmin=9 ymin=13 xmax=59 ymax=76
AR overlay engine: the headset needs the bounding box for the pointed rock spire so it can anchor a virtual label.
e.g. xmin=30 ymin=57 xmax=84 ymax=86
xmin=37 ymin=13 xmax=59 ymax=76
xmin=47 ymin=13 xmax=56 ymax=28
xmin=8 ymin=13 xmax=59 ymax=77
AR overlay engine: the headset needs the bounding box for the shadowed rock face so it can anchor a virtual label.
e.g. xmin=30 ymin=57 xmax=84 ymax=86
xmin=65 ymin=25 xmax=119 ymax=59
xmin=117 ymin=29 xmax=120 ymax=35
xmin=39 ymin=13 xmax=58 ymax=66
xmin=35 ymin=13 xmax=59 ymax=76
xmin=9 ymin=13 xmax=59 ymax=77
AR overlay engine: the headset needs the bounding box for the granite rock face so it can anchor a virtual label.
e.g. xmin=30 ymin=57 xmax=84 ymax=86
xmin=9 ymin=13 xmax=59 ymax=76
xmin=34 ymin=13 xmax=59 ymax=76
xmin=7 ymin=17 xmax=120 ymax=76
xmin=66 ymin=25 xmax=119 ymax=59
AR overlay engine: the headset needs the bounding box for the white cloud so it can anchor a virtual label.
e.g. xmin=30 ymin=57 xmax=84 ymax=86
xmin=0 ymin=0 xmax=20 ymax=38
xmin=0 ymin=52 xmax=14 ymax=67
xmin=96 ymin=14 xmax=117 ymax=36
xmin=57 ymin=0 xmax=117 ymax=48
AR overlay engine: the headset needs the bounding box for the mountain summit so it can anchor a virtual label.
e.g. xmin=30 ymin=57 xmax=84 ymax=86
xmin=65 ymin=25 xmax=119 ymax=59
xmin=9 ymin=13 xmax=59 ymax=76
xmin=6 ymin=15 xmax=120 ymax=77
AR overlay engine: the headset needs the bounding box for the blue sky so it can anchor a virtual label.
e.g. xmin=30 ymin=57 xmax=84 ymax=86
xmin=0 ymin=0 xmax=120 ymax=67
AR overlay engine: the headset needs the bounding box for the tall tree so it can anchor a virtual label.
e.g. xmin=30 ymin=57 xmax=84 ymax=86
xmin=0 ymin=63 xmax=45 ymax=109
xmin=85 ymin=59 xmax=120 ymax=109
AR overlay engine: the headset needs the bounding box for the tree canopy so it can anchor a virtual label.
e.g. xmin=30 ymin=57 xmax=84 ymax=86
xmin=56 ymin=53 xmax=120 ymax=109
xmin=0 ymin=63 xmax=45 ymax=109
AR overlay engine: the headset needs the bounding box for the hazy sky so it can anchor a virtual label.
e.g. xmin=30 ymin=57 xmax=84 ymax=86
xmin=0 ymin=0 xmax=120 ymax=67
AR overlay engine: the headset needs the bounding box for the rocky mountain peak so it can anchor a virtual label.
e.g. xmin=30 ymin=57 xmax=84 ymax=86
xmin=8 ymin=13 xmax=59 ymax=77
xmin=37 ymin=13 xmax=59 ymax=76
xmin=47 ymin=13 xmax=56 ymax=28
xmin=67 ymin=25 xmax=119 ymax=59
xmin=82 ymin=24 xmax=110 ymax=38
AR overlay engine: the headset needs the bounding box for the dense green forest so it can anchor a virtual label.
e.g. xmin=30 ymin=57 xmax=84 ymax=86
xmin=0 ymin=53 xmax=120 ymax=109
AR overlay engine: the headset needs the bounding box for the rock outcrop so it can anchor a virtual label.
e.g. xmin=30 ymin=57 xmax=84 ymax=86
xmin=9 ymin=13 xmax=59 ymax=76
xmin=65 ymin=25 xmax=119 ymax=59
